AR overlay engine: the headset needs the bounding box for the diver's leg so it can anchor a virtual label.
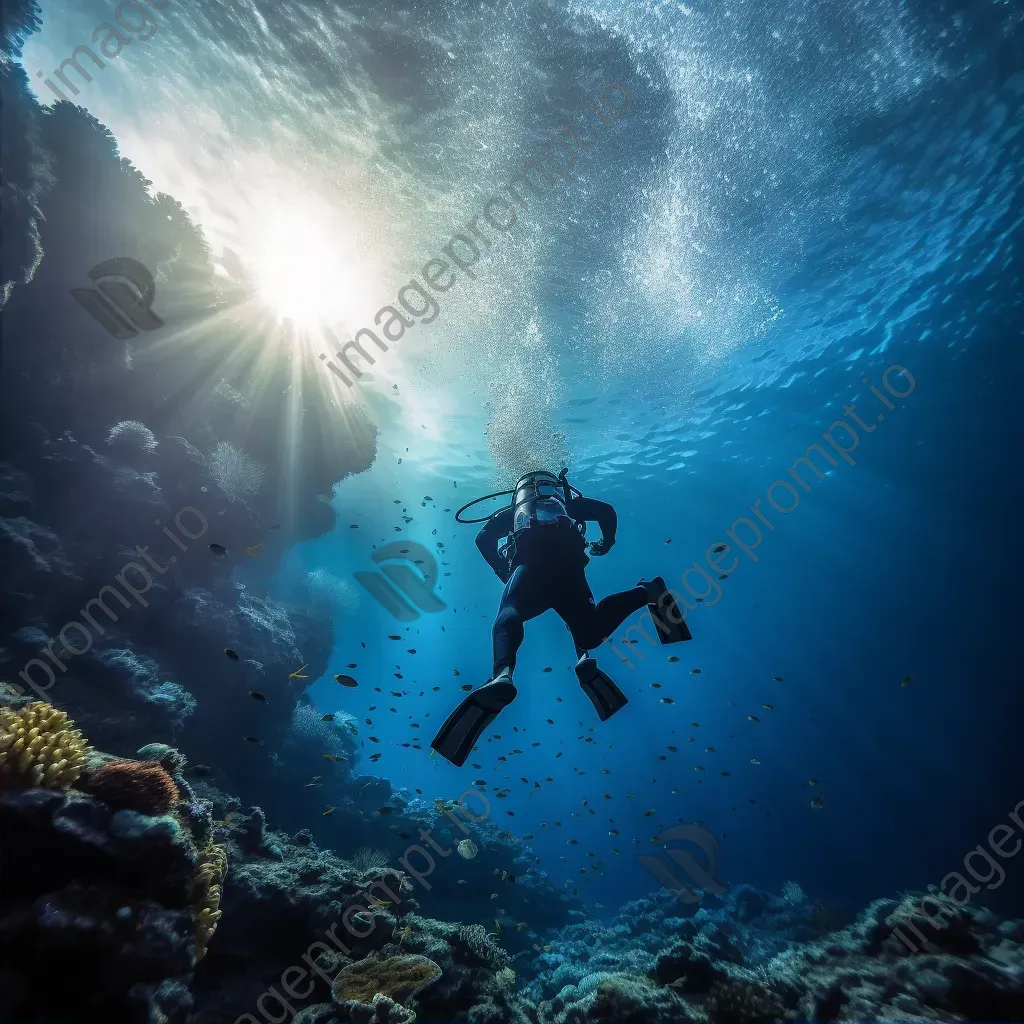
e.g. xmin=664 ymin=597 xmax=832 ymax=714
xmin=552 ymin=569 xmax=631 ymax=720
xmin=492 ymin=564 xmax=551 ymax=677
xmin=554 ymin=570 xmax=648 ymax=652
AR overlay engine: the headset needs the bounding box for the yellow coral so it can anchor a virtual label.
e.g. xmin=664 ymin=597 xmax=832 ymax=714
xmin=0 ymin=702 xmax=90 ymax=787
xmin=192 ymin=840 xmax=228 ymax=962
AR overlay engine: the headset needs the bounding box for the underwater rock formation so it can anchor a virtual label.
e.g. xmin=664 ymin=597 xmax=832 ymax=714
xmin=528 ymin=885 xmax=1024 ymax=1023
xmin=0 ymin=7 xmax=377 ymax=823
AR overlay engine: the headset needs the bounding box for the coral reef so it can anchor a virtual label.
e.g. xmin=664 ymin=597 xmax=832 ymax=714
xmin=0 ymin=783 xmax=199 ymax=1022
xmin=82 ymin=757 xmax=181 ymax=814
xmin=4 ymin=708 xmax=1022 ymax=1024
xmin=0 ymin=700 xmax=89 ymax=786
xmin=193 ymin=840 xmax=228 ymax=961
xmin=706 ymin=978 xmax=784 ymax=1024
xmin=528 ymin=885 xmax=1024 ymax=1024
xmin=332 ymin=953 xmax=442 ymax=1014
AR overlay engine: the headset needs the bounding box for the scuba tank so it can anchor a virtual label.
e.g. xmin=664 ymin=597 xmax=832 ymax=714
xmin=506 ymin=469 xmax=585 ymax=563
xmin=456 ymin=468 xmax=586 ymax=568
xmin=510 ymin=470 xmax=571 ymax=531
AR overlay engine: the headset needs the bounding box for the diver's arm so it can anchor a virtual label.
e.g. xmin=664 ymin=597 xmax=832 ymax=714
xmin=570 ymin=497 xmax=617 ymax=553
xmin=476 ymin=509 xmax=514 ymax=581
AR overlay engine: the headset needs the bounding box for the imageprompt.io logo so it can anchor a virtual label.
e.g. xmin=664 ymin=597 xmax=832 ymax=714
xmin=637 ymin=823 xmax=728 ymax=904
xmin=71 ymin=257 xmax=163 ymax=339
xmin=354 ymin=541 xmax=447 ymax=622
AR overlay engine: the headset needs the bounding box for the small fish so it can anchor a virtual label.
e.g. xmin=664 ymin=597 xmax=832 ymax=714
xmin=901 ymin=674 xmax=913 ymax=687
xmin=333 ymin=674 xmax=358 ymax=687
xmin=248 ymin=690 xmax=266 ymax=701
xmin=186 ymin=764 xmax=214 ymax=777
xmin=705 ymin=746 xmax=716 ymax=753
xmin=808 ymin=778 xmax=819 ymax=786
xmin=690 ymin=668 xmax=702 ymax=675
xmin=224 ymin=648 xmax=239 ymax=661
xmin=289 ymin=664 xmax=309 ymax=679
xmin=323 ymin=754 xmax=347 ymax=763
xmin=543 ymin=666 xmax=552 ymax=673
xmin=209 ymin=543 xmax=227 ymax=556
xmin=750 ymin=758 xmax=761 ymax=765
xmin=245 ymin=542 xmax=265 ymax=556
xmin=369 ymin=752 xmax=381 ymax=762
xmin=459 ymin=684 xmax=473 ymax=692
xmin=667 ymin=656 xmax=679 ymax=663
xmin=377 ymin=806 xmax=393 ymax=815
xmin=811 ymin=796 xmax=824 ymax=809
xmin=388 ymin=635 xmax=401 ymax=640
xmin=321 ymin=714 xmax=335 ymax=722
xmin=269 ymin=524 xmax=281 ymax=529
xmin=713 ymin=544 xmax=727 ymax=553
xmin=747 ymin=715 xmax=760 ymax=722
xmin=719 ymin=771 xmax=731 ymax=777
xmin=694 ymin=765 xmax=705 ymax=772
xmin=659 ymin=697 xmax=675 ymax=705
xmin=323 ymin=806 xmax=336 ymax=816
xmin=517 ymin=922 xmax=527 ymax=932
xmin=772 ymin=676 xmax=784 ymax=682
xmin=761 ymin=704 xmax=773 ymax=711
xmin=643 ymin=809 xmax=655 ymax=817
xmin=244 ymin=736 xmax=261 ymax=744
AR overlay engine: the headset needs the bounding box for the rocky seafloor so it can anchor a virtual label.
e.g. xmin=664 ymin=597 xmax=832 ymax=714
xmin=3 ymin=691 xmax=1024 ymax=1024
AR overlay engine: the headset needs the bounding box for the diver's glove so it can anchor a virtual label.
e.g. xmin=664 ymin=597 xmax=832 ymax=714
xmin=589 ymin=537 xmax=614 ymax=556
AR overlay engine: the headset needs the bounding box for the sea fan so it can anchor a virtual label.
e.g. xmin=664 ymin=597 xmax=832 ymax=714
xmin=106 ymin=419 xmax=158 ymax=455
xmin=209 ymin=442 xmax=266 ymax=502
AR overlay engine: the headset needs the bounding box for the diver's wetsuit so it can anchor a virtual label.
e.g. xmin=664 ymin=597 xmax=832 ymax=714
xmin=476 ymin=497 xmax=648 ymax=677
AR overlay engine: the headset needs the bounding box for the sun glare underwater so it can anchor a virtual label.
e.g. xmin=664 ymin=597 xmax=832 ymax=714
xmin=2 ymin=0 xmax=1023 ymax=1021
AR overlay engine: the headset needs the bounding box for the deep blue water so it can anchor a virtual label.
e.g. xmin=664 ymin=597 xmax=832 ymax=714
xmin=18 ymin=0 xmax=1024 ymax=924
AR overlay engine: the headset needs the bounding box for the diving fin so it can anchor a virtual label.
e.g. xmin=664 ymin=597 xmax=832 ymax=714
xmin=643 ymin=576 xmax=692 ymax=643
xmin=575 ymin=656 xmax=628 ymax=722
xmin=430 ymin=676 xmax=518 ymax=767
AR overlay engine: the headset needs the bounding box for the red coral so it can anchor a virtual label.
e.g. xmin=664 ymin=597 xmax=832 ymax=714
xmin=85 ymin=759 xmax=180 ymax=815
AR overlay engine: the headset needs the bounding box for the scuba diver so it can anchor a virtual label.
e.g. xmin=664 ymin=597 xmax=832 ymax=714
xmin=431 ymin=469 xmax=691 ymax=767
